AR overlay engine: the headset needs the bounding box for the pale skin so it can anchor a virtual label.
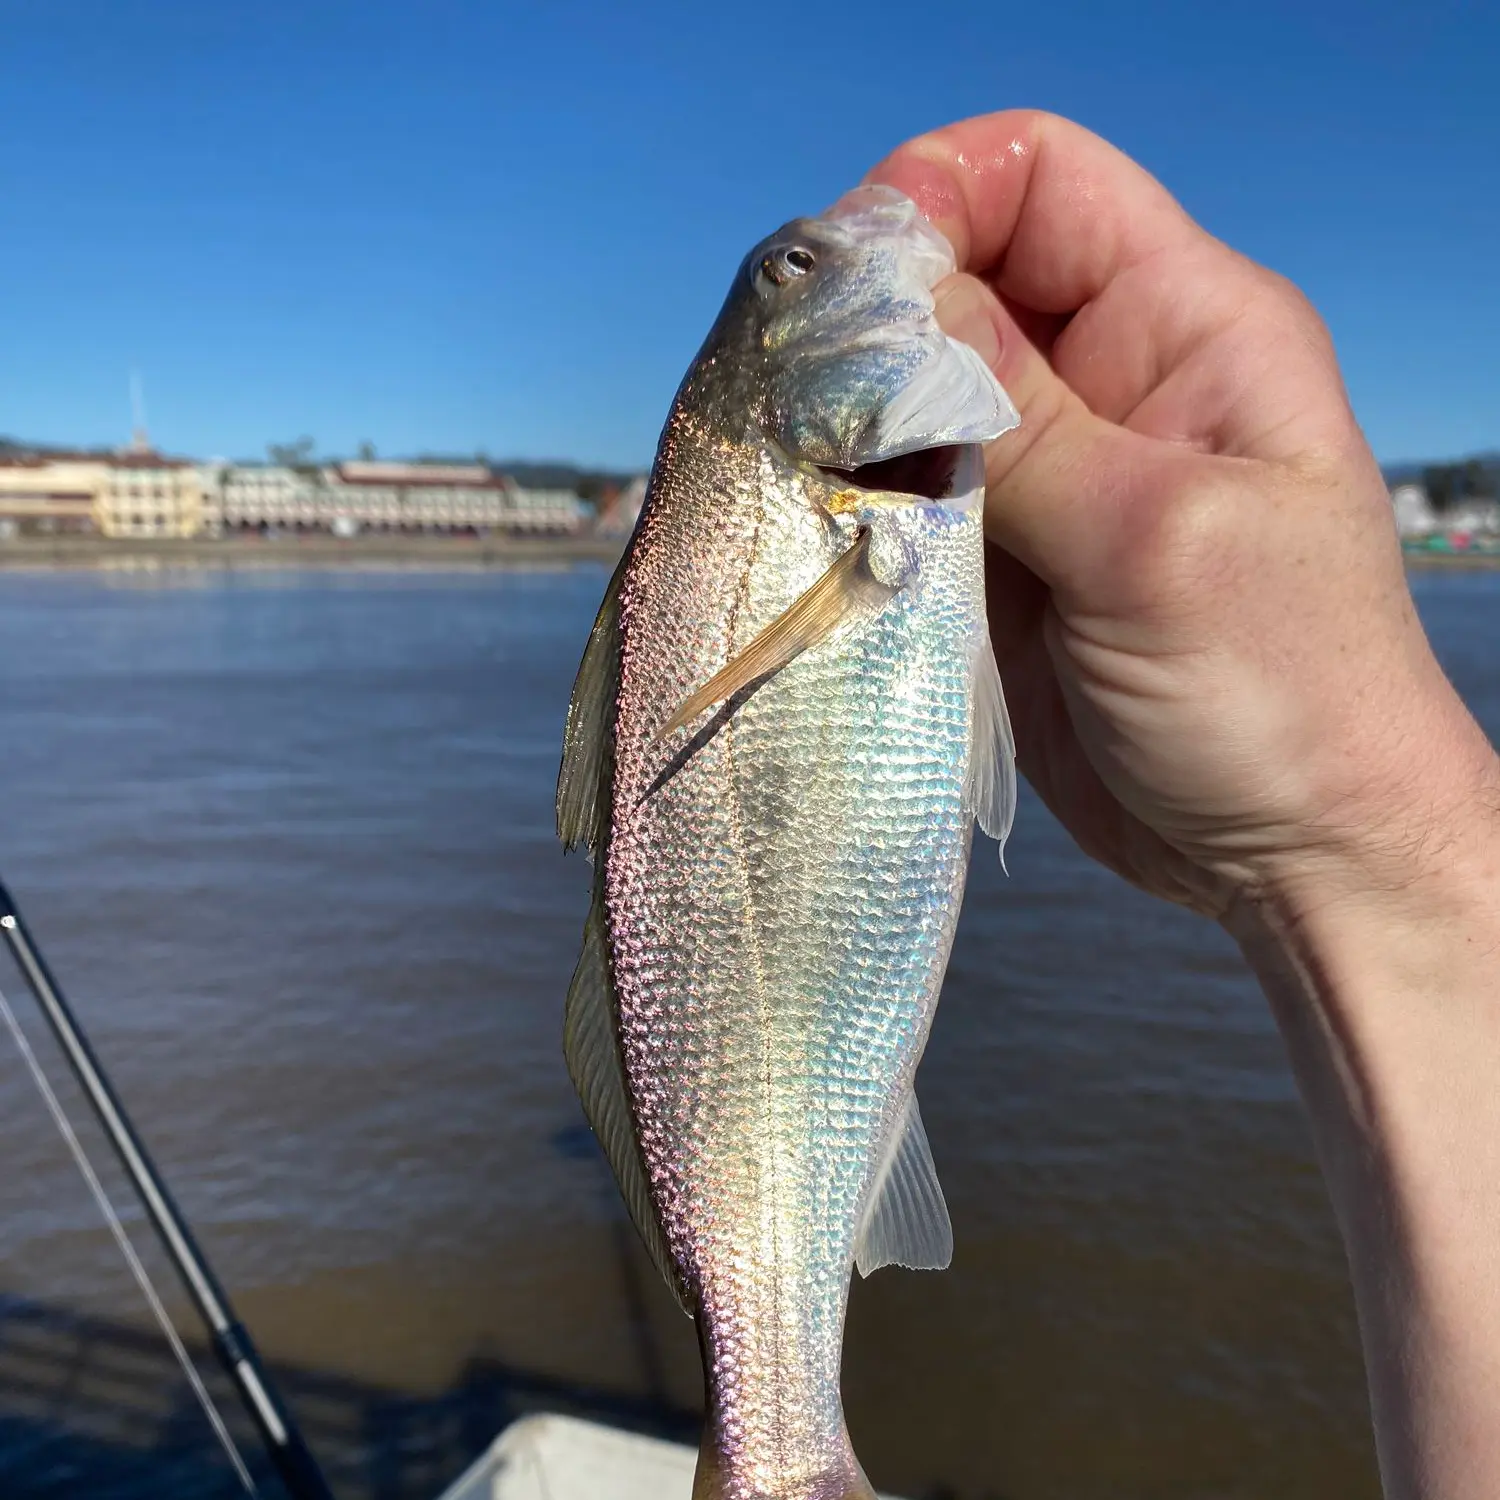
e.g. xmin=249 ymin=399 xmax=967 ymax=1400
xmin=867 ymin=111 xmax=1500 ymax=1499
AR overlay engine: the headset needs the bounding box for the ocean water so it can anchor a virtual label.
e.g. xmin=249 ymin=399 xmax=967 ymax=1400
xmin=0 ymin=563 xmax=1493 ymax=1500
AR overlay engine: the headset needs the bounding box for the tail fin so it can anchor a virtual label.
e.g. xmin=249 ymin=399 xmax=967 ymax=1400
xmin=691 ymin=1426 xmax=878 ymax=1500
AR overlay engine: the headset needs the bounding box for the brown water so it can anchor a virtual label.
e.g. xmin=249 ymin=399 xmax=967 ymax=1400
xmin=0 ymin=565 xmax=1492 ymax=1499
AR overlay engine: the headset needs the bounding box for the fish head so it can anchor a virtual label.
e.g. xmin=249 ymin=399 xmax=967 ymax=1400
xmin=707 ymin=185 xmax=1020 ymax=510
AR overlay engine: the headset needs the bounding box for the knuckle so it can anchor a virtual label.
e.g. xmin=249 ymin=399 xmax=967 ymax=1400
xmin=1126 ymin=477 xmax=1254 ymax=606
xmin=1249 ymin=263 xmax=1337 ymax=359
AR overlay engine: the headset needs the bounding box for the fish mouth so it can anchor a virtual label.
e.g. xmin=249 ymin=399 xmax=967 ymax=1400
xmin=818 ymin=443 xmax=969 ymax=503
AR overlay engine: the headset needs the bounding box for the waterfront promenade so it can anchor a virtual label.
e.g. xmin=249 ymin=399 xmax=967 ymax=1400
xmin=0 ymin=533 xmax=1490 ymax=572
xmin=0 ymin=533 xmax=627 ymax=571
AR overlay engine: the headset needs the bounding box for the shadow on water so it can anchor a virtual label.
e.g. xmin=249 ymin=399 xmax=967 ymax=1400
xmin=0 ymin=1121 xmax=702 ymax=1499
xmin=0 ymin=1289 xmax=701 ymax=1500
xmin=0 ymin=1111 xmax=1008 ymax=1500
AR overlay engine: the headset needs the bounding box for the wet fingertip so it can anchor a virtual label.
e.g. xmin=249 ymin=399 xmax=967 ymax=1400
xmin=863 ymin=142 xmax=971 ymax=265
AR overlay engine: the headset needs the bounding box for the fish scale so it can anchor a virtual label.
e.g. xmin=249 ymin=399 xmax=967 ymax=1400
xmin=557 ymin=185 xmax=1020 ymax=1500
xmin=614 ymin=474 xmax=978 ymax=1497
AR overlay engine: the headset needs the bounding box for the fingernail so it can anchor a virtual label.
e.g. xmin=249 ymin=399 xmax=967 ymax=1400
xmin=933 ymin=276 xmax=1002 ymax=370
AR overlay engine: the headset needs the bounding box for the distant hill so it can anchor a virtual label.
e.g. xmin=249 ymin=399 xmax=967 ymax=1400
xmin=0 ymin=437 xmax=119 ymax=461
xmin=394 ymin=455 xmax=642 ymax=503
xmin=1383 ymin=451 xmax=1500 ymax=489
xmin=486 ymin=460 xmax=642 ymax=496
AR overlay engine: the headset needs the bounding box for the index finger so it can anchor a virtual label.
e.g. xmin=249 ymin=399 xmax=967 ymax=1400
xmin=867 ymin=110 xmax=1201 ymax=316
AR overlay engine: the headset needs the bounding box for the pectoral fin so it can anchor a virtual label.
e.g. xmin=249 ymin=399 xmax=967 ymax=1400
xmin=658 ymin=527 xmax=897 ymax=740
xmin=964 ymin=631 xmax=1017 ymax=866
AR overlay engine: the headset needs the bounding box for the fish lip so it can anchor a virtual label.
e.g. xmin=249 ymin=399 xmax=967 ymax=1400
xmin=819 ymin=184 xmax=956 ymax=292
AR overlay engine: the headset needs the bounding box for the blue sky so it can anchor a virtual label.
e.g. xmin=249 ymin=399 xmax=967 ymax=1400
xmin=1 ymin=0 xmax=1494 ymax=468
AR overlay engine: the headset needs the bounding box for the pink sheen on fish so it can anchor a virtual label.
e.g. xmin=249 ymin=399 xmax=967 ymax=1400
xmin=557 ymin=185 xmax=1019 ymax=1500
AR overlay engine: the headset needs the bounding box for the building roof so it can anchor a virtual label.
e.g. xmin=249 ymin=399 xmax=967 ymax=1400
xmin=108 ymin=451 xmax=190 ymax=470
xmin=0 ymin=453 xmax=109 ymax=470
xmin=334 ymin=461 xmax=503 ymax=488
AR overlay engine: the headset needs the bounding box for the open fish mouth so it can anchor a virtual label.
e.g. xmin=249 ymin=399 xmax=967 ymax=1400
xmin=817 ymin=443 xmax=971 ymax=503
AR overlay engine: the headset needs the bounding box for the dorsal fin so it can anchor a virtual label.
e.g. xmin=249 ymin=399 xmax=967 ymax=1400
xmin=558 ymin=553 xmax=686 ymax=1311
xmin=557 ymin=556 xmax=626 ymax=854
xmin=854 ymin=1092 xmax=953 ymax=1276
xmin=563 ymin=900 xmax=690 ymax=1314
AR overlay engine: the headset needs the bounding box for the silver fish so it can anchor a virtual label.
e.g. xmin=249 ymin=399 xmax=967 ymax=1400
xmin=557 ymin=185 xmax=1019 ymax=1500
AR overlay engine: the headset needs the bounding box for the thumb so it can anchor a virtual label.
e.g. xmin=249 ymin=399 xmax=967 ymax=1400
xmin=934 ymin=274 xmax=1185 ymax=605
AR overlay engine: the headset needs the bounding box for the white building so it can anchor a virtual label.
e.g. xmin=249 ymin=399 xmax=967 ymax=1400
xmin=1391 ymin=484 xmax=1435 ymax=539
xmin=503 ymin=482 xmax=593 ymax=533
xmin=218 ymin=465 xmax=313 ymax=532
xmin=216 ymin=461 xmax=588 ymax=536
xmin=1439 ymin=498 xmax=1500 ymax=537
xmin=1392 ymin=483 xmax=1500 ymax=542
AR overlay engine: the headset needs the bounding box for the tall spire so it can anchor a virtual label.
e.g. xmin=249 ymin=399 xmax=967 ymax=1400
xmin=129 ymin=370 xmax=150 ymax=453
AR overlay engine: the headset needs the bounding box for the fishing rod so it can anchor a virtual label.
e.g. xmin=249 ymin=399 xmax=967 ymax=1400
xmin=0 ymin=878 xmax=336 ymax=1500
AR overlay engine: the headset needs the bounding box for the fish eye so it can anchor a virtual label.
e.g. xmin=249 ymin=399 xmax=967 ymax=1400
xmin=756 ymin=245 xmax=817 ymax=289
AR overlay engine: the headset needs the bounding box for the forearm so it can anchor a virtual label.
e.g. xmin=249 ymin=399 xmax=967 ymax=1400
xmin=1227 ymin=814 xmax=1500 ymax=1500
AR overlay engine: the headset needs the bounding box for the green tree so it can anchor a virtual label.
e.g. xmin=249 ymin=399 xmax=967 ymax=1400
xmin=1423 ymin=464 xmax=1459 ymax=511
xmin=267 ymin=436 xmax=317 ymax=470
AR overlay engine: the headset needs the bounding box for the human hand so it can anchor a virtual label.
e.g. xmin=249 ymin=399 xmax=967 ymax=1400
xmin=869 ymin=111 xmax=1499 ymax=925
xmin=869 ymin=113 xmax=1500 ymax=1500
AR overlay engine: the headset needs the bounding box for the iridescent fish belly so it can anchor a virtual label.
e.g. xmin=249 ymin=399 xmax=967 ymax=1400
xmin=557 ymin=186 xmax=1020 ymax=1500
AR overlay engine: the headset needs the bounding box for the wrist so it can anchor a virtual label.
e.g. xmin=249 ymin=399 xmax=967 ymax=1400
xmin=1224 ymin=774 xmax=1500 ymax=1500
xmin=1242 ymin=675 xmax=1500 ymax=943
xmin=1223 ymin=745 xmax=1500 ymax=1200
xmin=1224 ymin=812 xmax=1500 ymax=1186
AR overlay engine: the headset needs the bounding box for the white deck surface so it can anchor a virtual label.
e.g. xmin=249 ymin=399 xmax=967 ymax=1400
xmin=439 ymin=1413 xmax=906 ymax=1500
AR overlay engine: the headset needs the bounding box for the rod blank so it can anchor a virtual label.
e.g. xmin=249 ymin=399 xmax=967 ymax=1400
xmin=0 ymin=881 xmax=336 ymax=1500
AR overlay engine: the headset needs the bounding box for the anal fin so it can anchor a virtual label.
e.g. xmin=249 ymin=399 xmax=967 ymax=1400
xmin=854 ymin=1093 xmax=953 ymax=1276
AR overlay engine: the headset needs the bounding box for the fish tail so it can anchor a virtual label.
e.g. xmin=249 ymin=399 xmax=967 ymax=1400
xmin=691 ymin=1425 xmax=877 ymax=1500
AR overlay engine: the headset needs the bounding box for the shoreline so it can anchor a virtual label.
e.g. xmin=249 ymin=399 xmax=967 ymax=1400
xmin=0 ymin=534 xmax=627 ymax=572
xmin=1402 ymin=549 xmax=1500 ymax=570
xmin=0 ymin=535 xmax=1494 ymax=574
